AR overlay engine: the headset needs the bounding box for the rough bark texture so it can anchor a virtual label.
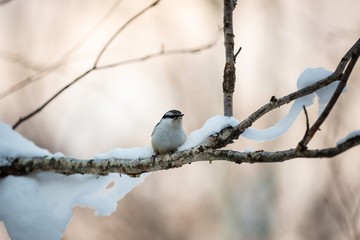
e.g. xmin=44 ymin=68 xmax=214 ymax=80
xmin=1 ymin=135 xmax=359 ymax=177
xmin=223 ymin=0 xmax=236 ymax=116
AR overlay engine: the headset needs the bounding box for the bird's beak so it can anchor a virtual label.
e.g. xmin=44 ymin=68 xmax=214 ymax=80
xmin=177 ymin=114 xmax=184 ymax=118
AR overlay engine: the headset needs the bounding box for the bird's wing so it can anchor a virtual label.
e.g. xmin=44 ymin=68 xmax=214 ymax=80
xmin=151 ymin=121 xmax=160 ymax=136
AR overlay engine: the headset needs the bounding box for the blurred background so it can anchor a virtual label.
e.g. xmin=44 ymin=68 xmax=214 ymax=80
xmin=1 ymin=0 xmax=360 ymax=239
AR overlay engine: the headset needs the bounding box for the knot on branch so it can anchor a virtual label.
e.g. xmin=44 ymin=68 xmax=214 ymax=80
xmin=207 ymin=126 xmax=241 ymax=149
xmin=270 ymin=96 xmax=277 ymax=102
xmin=249 ymin=151 xmax=264 ymax=163
xmin=223 ymin=62 xmax=236 ymax=92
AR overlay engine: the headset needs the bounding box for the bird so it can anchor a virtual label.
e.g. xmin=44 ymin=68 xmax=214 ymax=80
xmin=151 ymin=110 xmax=186 ymax=154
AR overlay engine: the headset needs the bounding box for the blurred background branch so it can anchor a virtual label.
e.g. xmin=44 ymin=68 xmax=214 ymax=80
xmin=0 ymin=0 xmax=11 ymax=7
xmin=0 ymin=0 xmax=122 ymax=100
xmin=10 ymin=0 xmax=218 ymax=129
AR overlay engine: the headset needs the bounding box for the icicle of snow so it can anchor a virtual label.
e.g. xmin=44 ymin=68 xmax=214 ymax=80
xmin=241 ymin=94 xmax=315 ymax=142
xmin=241 ymin=68 xmax=344 ymax=142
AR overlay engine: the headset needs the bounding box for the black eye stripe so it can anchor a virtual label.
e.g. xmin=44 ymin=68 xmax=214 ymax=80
xmin=163 ymin=114 xmax=183 ymax=119
xmin=164 ymin=115 xmax=177 ymax=119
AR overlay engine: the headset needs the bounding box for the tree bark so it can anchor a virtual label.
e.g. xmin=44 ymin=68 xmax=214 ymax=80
xmin=223 ymin=0 xmax=237 ymax=116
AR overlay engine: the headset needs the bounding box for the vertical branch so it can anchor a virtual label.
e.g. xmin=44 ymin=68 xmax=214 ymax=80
xmin=223 ymin=0 xmax=237 ymax=116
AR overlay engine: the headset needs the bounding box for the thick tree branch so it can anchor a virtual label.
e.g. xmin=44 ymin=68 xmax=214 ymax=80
xmin=1 ymin=134 xmax=359 ymax=177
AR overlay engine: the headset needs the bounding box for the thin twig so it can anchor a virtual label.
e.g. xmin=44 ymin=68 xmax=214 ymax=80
xmin=96 ymin=40 xmax=218 ymax=70
xmin=12 ymin=68 xmax=94 ymax=129
xmin=94 ymin=0 xmax=161 ymax=67
xmin=303 ymin=105 xmax=310 ymax=133
xmin=234 ymin=46 xmax=242 ymax=63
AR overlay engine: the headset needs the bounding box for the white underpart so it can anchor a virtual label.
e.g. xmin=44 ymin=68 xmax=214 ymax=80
xmin=151 ymin=118 xmax=186 ymax=154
